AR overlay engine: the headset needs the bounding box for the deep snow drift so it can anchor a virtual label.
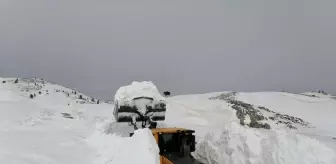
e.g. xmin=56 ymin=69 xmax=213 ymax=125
xmin=193 ymin=122 xmax=336 ymax=164
xmin=1 ymin=78 xmax=336 ymax=164
xmin=86 ymin=121 xmax=160 ymax=164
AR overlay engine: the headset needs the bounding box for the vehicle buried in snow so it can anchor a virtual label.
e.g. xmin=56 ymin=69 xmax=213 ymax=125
xmin=114 ymin=82 xmax=203 ymax=164
xmin=114 ymin=96 xmax=166 ymax=122
xmin=113 ymin=81 xmax=167 ymax=128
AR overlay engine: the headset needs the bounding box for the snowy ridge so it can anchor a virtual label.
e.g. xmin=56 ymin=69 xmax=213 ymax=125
xmin=301 ymin=91 xmax=334 ymax=99
xmin=0 ymin=77 xmax=103 ymax=105
xmin=235 ymin=92 xmax=336 ymax=136
xmin=209 ymin=92 xmax=312 ymax=130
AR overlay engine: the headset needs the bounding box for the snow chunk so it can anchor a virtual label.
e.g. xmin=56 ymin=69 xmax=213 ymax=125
xmin=113 ymin=128 xmax=160 ymax=164
xmin=86 ymin=121 xmax=160 ymax=164
xmin=193 ymin=122 xmax=336 ymax=164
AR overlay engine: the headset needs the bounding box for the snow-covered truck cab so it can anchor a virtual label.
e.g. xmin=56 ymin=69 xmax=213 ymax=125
xmin=113 ymin=81 xmax=167 ymax=128
xmin=114 ymin=82 xmax=203 ymax=164
xmin=114 ymin=96 xmax=166 ymax=122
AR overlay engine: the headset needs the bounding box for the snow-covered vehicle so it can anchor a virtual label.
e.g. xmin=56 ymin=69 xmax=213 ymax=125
xmin=113 ymin=81 xmax=167 ymax=125
xmin=114 ymin=81 xmax=203 ymax=164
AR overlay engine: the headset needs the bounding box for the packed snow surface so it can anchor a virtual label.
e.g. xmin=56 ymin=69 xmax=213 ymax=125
xmin=1 ymin=78 xmax=336 ymax=164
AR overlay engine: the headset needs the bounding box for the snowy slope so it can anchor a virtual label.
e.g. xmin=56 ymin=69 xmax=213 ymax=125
xmin=0 ymin=77 xmax=102 ymax=105
xmin=0 ymin=78 xmax=110 ymax=164
xmin=235 ymin=92 xmax=336 ymax=136
xmin=1 ymin=78 xmax=336 ymax=164
xmin=0 ymin=78 xmax=160 ymax=164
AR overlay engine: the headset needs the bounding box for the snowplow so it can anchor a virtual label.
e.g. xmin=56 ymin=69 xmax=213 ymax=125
xmin=149 ymin=128 xmax=202 ymax=164
xmin=113 ymin=82 xmax=203 ymax=164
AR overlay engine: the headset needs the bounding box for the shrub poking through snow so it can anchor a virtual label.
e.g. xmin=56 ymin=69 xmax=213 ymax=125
xmin=61 ymin=113 xmax=74 ymax=119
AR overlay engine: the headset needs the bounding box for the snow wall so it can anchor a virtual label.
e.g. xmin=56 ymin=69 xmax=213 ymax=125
xmin=193 ymin=122 xmax=336 ymax=164
xmin=86 ymin=121 xmax=160 ymax=164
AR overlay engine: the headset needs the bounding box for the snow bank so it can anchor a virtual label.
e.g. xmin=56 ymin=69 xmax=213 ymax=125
xmin=112 ymin=128 xmax=160 ymax=164
xmin=193 ymin=122 xmax=336 ymax=164
xmin=86 ymin=121 xmax=160 ymax=164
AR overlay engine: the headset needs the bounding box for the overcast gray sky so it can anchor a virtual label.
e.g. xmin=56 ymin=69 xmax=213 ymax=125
xmin=0 ymin=0 xmax=335 ymax=99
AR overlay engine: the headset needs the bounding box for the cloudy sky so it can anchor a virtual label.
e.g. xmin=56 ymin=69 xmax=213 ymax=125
xmin=0 ymin=0 xmax=335 ymax=99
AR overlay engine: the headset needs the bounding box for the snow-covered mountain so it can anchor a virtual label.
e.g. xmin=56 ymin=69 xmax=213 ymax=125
xmin=0 ymin=77 xmax=103 ymax=105
xmin=0 ymin=77 xmax=112 ymax=164
xmin=0 ymin=78 xmax=336 ymax=164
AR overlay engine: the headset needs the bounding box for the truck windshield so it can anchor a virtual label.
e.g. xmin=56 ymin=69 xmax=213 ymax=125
xmin=159 ymin=133 xmax=179 ymax=153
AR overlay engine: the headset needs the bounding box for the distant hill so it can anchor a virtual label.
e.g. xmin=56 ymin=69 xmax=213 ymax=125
xmin=0 ymin=77 xmax=104 ymax=105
